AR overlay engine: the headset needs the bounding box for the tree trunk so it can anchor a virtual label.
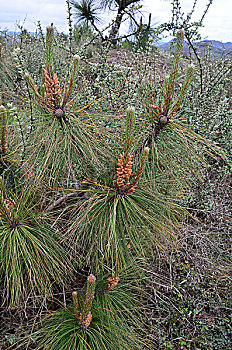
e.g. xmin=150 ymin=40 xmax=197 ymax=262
xmin=108 ymin=7 xmax=124 ymax=47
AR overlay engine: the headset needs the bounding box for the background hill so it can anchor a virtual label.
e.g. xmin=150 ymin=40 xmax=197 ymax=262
xmin=158 ymin=39 xmax=232 ymax=57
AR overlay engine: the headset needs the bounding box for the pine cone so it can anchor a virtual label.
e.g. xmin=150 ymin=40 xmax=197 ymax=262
xmin=78 ymin=311 xmax=92 ymax=330
xmin=107 ymin=275 xmax=120 ymax=291
xmin=55 ymin=108 xmax=64 ymax=118
xmin=159 ymin=115 xmax=168 ymax=125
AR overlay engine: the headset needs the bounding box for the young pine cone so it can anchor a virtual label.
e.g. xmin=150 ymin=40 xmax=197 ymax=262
xmin=116 ymin=154 xmax=125 ymax=188
xmin=78 ymin=311 xmax=92 ymax=331
xmin=107 ymin=275 xmax=120 ymax=291
xmin=124 ymin=155 xmax=133 ymax=184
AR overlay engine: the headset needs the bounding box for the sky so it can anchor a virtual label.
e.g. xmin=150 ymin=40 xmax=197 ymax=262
xmin=0 ymin=0 xmax=232 ymax=42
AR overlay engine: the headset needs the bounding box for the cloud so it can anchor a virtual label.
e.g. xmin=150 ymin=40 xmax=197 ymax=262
xmin=0 ymin=0 xmax=68 ymax=32
xmin=143 ymin=0 xmax=232 ymax=42
xmin=0 ymin=0 xmax=231 ymax=42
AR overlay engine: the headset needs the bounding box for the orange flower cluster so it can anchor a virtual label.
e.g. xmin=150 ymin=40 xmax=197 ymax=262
xmin=113 ymin=148 xmax=149 ymax=195
xmin=78 ymin=311 xmax=92 ymax=331
xmin=43 ymin=68 xmax=61 ymax=108
xmin=125 ymin=155 xmax=133 ymax=184
xmin=123 ymin=147 xmax=149 ymax=195
xmin=113 ymin=154 xmax=133 ymax=189
xmin=107 ymin=274 xmax=120 ymax=291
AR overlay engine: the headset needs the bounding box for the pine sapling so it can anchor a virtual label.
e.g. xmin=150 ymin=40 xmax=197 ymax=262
xmin=25 ymin=48 xmax=80 ymax=124
xmin=61 ymin=54 xmax=80 ymax=107
xmin=143 ymin=30 xmax=194 ymax=147
xmin=73 ymin=274 xmax=96 ymax=331
xmin=161 ymin=29 xmax=184 ymax=115
xmin=45 ymin=24 xmax=54 ymax=76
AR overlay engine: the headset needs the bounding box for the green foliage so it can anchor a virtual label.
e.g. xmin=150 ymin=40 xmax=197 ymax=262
xmin=71 ymin=0 xmax=101 ymax=28
xmin=73 ymin=23 xmax=95 ymax=43
xmin=0 ymin=180 xmax=69 ymax=306
xmin=64 ymin=183 xmax=184 ymax=271
xmin=0 ymin=9 xmax=231 ymax=349
xmin=22 ymin=268 xmax=147 ymax=349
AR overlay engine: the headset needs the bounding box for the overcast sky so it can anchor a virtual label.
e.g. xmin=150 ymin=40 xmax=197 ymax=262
xmin=0 ymin=0 xmax=231 ymax=42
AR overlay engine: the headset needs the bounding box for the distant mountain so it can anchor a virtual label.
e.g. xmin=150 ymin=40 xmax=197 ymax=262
xmin=157 ymin=39 xmax=232 ymax=57
xmin=205 ymin=40 xmax=232 ymax=49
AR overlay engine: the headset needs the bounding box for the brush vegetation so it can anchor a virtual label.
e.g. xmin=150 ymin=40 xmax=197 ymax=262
xmin=0 ymin=2 xmax=231 ymax=349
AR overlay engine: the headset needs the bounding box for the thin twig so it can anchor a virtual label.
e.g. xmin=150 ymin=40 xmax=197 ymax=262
xmin=45 ymin=192 xmax=76 ymax=212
